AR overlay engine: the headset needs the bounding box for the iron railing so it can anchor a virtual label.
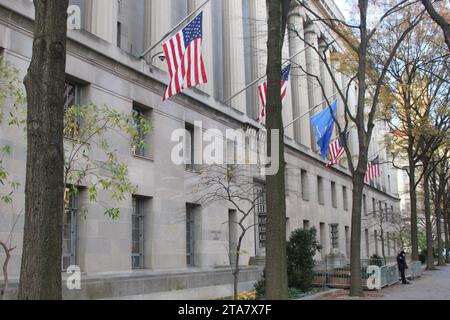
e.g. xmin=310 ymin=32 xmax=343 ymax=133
xmin=313 ymin=259 xmax=423 ymax=290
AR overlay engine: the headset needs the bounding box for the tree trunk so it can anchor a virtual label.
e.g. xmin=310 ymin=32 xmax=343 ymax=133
xmin=264 ymin=0 xmax=289 ymax=299
xmin=435 ymin=186 xmax=445 ymax=266
xmin=444 ymin=189 xmax=450 ymax=263
xmin=18 ymin=0 xmax=69 ymax=300
xmin=443 ymin=208 xmax=449 ymax=264
xmin=423 ymin=167 xmax=435 ymax=271
xmin=349 ymin=171 xmax=365 ymax=297
xmin=233 ymin=251 xmax=240 ymax=299
xmin=0 ymin=242 xmax=15 ymax=300
xmin=409 ymin=160 xmax=419 ymax=261
xmin=232 ymin=232 xmax=245 ymax=299
xmin=349 ymin=0 xmax=368 ymax=298
xmin=380 ymin=233 xmax=386 ymax=265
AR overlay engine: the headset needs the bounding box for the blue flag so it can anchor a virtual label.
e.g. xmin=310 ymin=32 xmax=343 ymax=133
xmin=310 ymin=100 xmax=337 ymax=160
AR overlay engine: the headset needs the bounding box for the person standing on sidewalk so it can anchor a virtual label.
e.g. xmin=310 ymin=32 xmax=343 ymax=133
xmin=397 ymin=250 xmax=410 ymax=284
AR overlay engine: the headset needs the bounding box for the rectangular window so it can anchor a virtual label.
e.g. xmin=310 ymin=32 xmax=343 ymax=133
xmin=387 ymin=232 xmax=391 ymax=256
xmin=63 ymin=186 xmax=79 ymax=271
xmin=374 ymin=230 xmax=379 ymax=255
xmin=345 ymin=226 xmax=350 ymax=258
xmin=379 ymin=201 xmax=383 ymax=219
xmin=132 ymin=104 xmax=151 ymax=158
xmin=331 ymin=182 xmax=337 ymax=208
xmin=117 ymin=22 xmax=122 ymax=48
xmin=365 ymin=229 xmax=370 ymax=258
xmin=363 ymin=194 xmax=367 ymax=216
xmin=372 ymin=198 xmax=376 ymax=218
xmin=186 ymin=203 xmax=199 ymax=267
xmin=64 ymin=81 xmax=79 ymax=112
xmin=388 ymin=175 xmax=391 ymax=192
xmin=317 ymin=176 xmax=324 ymax=205
xmin=320 ymin=223 xmax=327 ymax=259
xmin=301 ymin=170 xmax=309 ymax=200
xmin=391 ymin=205 xmax=395 ymax=222
xmin=64 ymin=79 xmax=83 ymax=139
xmin=343 ymin=186 xmax=348 ymax=211
xmin=384 ymin=203 xmax=388 ymax=222
xmin=303 ymin=220 xmax=310 ymax=230
xmin=255 ymin=186 xmax=267 ymax=250
xmin=185 ymin=123 xmax=196 ymax=171
xmin=330 ymin=224 xmax=339 ymax=250
xmin=132 ymin=196 xmax=145 ymax=269
xmin=228 ymin=209 xmax=237 ymax=266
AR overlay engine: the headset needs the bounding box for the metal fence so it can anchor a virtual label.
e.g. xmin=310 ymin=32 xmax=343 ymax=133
xmin=313 ymin=259 xmax=422 ymax=291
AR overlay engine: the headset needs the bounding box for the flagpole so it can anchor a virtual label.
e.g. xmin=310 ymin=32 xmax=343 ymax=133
xmin=223 ymin=47 xmax=308 ymax=104
xmin=283 ymin=91 xmax=339 ymax=129
xmin=139 ymin=0 xmax=211 ymax=59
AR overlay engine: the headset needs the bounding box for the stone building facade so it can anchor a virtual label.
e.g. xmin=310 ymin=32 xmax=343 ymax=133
xmin=0 ymin=0 xmax=401 ymax=299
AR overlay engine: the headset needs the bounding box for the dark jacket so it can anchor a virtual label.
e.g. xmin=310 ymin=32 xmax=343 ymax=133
xmin=397 ymin=253 xmax=408 ymax=271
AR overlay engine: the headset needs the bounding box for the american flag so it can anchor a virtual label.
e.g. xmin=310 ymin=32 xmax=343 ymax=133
xmin=257 ymin=64 xmax=292 ymax=122
xmin=162 ymin=12 xmax=207 ymax=101
xmin=364 ymin=155 xmax=381 ymax=183
xmin=326 ymin=133 xmax=348 ymax=168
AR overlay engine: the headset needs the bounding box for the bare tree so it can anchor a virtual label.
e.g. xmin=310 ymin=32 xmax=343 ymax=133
xmin=420 ymin=0 xmax=450 ymax=51
xmin=363 ymin=205 xmax=393 ymax=265
xmin=0 ymin=213 xmax=20 ymax=300
xmin=380 ymin=12 xmax=450 ymax=261
xmin=194 ymin=164 xmax=259 ymax=299
xmin=19 ymin=0 xmax=69 ymax=299
xmin=291 ymin=0 xmax=424 ymax=296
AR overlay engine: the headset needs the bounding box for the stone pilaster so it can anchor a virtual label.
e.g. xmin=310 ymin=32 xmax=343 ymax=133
xmin=222 ymin=0 xmax=246 ymax=113
xmin=304 ymin=23 xmax=321 ymax=151
xmin=151 ymin=1 xmax=172 ymax=70
xmin=88 ymin=0 xmax=115 ymax=43
xmin=288 ymin=10 xmax=311 ymax=148
xmin=282 ymin=30 xmax=294 ymax=139
xmin=249 ymin=0 xmax=267 ymax=119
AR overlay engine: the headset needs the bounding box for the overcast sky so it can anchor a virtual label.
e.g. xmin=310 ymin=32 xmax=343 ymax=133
xmin=333 ymin=0 xmax=351 ymax=21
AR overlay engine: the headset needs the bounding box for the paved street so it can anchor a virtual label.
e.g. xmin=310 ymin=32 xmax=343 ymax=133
xmin=379 ymin=265 xmax=450 ymax=300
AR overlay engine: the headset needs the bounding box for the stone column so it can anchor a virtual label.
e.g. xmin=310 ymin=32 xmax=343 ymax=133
xmin=288 ymin=9 xmax=311 ymax=148
xmin=304 ymin=23 xmax=321 ymax=151
xmin=222 ymin=0 xmax=247 ymax=113
xmin=319 ymin=38 xmax=333 ymax=106
xmin=151 ymin=1 xmax=172 ymax=70
xmin=143 ymin=0 xmax=152 ymax=61
xmin=88 ymin=0 xmax=115 ymax=43
xmin=282 ymin=31 xmax=294 ymax=139
xmin=249 ymin=0 xmax=267 ymax=120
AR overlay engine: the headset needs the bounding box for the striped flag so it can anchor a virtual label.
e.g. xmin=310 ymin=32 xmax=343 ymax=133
xmin=326 ymin=132 xmax=348 ymax=168
xmin=162 ymin=12 xmax=207 ymax=101
xmin=257 ymin=64 xmax=292 ymax=122
xmin=364 ymin=155 xmax=381 ymax=183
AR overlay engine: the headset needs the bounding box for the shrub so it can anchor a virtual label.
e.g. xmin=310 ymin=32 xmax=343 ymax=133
xmin=287 ymin=227 xmax=320 ymax=292
xmin=253 ymin=228 xmax=320 ymax=298
xmin=254 ymin=270 xmax=265 ymax=299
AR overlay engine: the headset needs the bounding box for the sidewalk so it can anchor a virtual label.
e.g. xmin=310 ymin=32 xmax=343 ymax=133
xmin=305 ymin=264 xmax=450 ymax=300
xmin=379 ymin=264 xmax=450 ymax=300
